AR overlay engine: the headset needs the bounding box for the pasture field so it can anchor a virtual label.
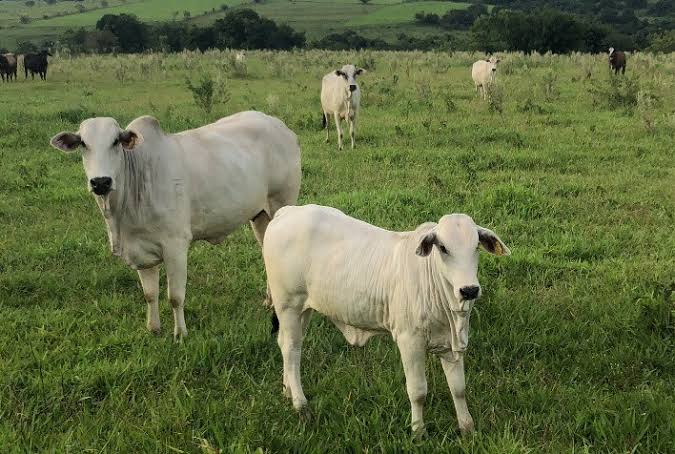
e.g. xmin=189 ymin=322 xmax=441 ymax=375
xmin=0 ymin=50 xmax=674 ymax=452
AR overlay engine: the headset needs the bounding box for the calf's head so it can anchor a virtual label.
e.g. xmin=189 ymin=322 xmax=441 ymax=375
xmin=485 ymin=56 xmax=500 ymax=73
xmin=416 ymin=214 xmax=510 ymax=308
xmin=335 ymin=64 xmax=366 ymax=97
xmin=50 ymin=117 xmax=143 ymax=196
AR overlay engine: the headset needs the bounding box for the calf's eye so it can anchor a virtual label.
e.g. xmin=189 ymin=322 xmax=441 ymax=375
xmin=439 ymin=245 xmax=448 ymax=254
xmin=113 ymin=138 xmax=120 ymax=147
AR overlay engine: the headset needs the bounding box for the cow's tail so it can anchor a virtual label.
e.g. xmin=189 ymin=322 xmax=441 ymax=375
xmin=271 ymin=312 xmax=279 ymax=334
xmin=321 ymin=112 xmax=327 ymax=129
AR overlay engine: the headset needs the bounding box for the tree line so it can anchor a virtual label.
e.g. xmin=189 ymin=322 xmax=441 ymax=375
xmin=33 ymin=5 xmax=674 ymax=55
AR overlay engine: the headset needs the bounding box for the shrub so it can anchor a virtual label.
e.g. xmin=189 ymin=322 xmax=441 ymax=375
xmin=588 ymin=76 xmax=641 ymax=111
xmin=486 ymin=83 xmax=504 ymax=114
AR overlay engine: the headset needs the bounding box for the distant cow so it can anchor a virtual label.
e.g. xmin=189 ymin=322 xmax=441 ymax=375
xmin=471 ymin=56 xmax=500 ymax=100
xmin=321 ymin=64 xmax=366 ymax=150
xmin=608 ymin=47 xmax=626 ymax=75
xmin=0 ymin=53 xmax=17 ymax=82
xmin=264 ymin=204 xmax=510 ymax=436
xmin=235 ymin=51 xmax=246 ymax=63
xmin=50 ymin=111 xmax=301 ymax=340
xmin=24 ymin=50 xmax=51 ymax=80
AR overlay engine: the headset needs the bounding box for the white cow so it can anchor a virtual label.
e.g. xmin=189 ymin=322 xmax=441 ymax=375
xmin=50 ymin=111 xmax=301 ymax=340
xmin=321 ymin=64 xmax=366 ymax=150
xmin=471 ymin=56 xmax=500 ymax=100
xmin=235 ymin=51 xmax=246 ymax=63
xmin=263 ymin=204 xmax=510 ymax=436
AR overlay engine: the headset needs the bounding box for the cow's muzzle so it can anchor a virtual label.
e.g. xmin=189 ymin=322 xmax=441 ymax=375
xmin=459 ymin=285 xmax=480 ymax=301
xmin=90 ymin=177 xmax=113 ymax=196
xmin=349 ymin=84 xmax=357 ymax=92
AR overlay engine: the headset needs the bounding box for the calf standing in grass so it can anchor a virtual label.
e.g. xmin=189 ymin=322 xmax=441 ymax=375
xmin=264 ymin=204 xmax=511 ymax=436
xmin=608 ymin=47 xmax=626 ymax=75
xmin=50 ymin=111 xmax=301 ymax=340
xmin=321 ymin=64 xmax=366 ymax=150
xmin=471 ymin=56 xmax=500 ymax=100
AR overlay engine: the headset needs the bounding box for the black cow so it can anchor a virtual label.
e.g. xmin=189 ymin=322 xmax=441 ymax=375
xmin=24 ymin=50 xmax=52 ymax=80
xmin=608 ymin=47 xmax=626 ymax=75
xmin=0 ymin=53 xmax=18 ymax=82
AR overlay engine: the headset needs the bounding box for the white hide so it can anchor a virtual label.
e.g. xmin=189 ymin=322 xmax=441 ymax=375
xmin=471 ymin=57 xmax=500 ymax=100
xmin=50 ymin=111 xmax=301 ymax=339
xmin=320 ymin=64 xmax=365 ymax=150
xmin=263 ymin=204 xmax=510 ymax=436
xmin=235 ymin=51 xmax=246 ymax=63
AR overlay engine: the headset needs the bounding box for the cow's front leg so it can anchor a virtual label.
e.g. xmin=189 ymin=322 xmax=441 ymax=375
xmin=440 ymin=352 xmax=474 ymax=435
xmin=397 ymin=335 xmax=427 ymax=437
xmin=165 ymin=249 xmax=188 ymax=341
xmin=349 ymin=116 xmax=356 ymax=150
xmin=138 ymin=266 xmax=160 ymax=334
xmin=333 ymin=112 xmax=343 ymax=150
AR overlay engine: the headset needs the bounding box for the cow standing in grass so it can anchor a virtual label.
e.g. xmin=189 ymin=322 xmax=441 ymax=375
xmin=24 ymin=50 xmax=51 ymax=80
xmin=0 ymin=53 xmax=17 ymax=82
xmin=264 ymin=204 xmax=511 ymax=436
xmin=471 ymin=56 xmax=500 ymax=100
xmin=321 ymin=64 xmax=366 ymax=150
xmin=50 ymin=111 xmax=301 ymax=340
xmin=608 ymin=47 xmax=626 ymax=75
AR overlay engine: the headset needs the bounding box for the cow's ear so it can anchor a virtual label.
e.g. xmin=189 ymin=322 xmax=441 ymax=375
xmin=118 ymin=130 xmax=143 ymax=150
xmin=416 ymin=232 xmax=438 ymax=257
xmin=477 ymin=226 xmax=510 ymax=256
xmin=50 ymin=132 xmax=82 ymax=153
xmin=495 ymin=58 xmax=501 ymax=63
xmin=335 ymin=70 xmax=346 ymax=78
xmin=355 ymin=67 xmax=366 ymax=76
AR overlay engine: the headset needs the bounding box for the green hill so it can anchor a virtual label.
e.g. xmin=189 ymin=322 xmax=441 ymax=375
xmin=0 ymin=0 xmax=475 ymax=49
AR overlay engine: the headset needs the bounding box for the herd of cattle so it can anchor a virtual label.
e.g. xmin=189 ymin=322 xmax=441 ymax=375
xmin=0 ymin=50 xmax=51 ymax=81
xmin=44 ymin=47 xmax=626 ymax=437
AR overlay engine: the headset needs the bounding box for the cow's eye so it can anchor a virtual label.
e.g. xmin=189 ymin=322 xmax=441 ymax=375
xmin=439 ymin=245 xmax=448 ymax=254
xmin=112 ymin=138 xmax=120 ymax=147
xmin=81 ymin=141 xmax=87 ymax=149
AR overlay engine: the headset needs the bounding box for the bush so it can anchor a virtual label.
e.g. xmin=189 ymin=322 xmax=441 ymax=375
xmin=588 ymin=76 xmax=641 ymax=112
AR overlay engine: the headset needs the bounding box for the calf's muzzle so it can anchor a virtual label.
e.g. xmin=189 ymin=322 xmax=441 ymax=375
xmin=459 ymin=285 xmax=480 ymax=301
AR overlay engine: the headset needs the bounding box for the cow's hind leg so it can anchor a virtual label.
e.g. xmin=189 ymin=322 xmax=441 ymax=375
xmin=440 ymin=352 xmax=474 ymax=435
xmin=165 ymin=248 xmax=188 ymax=341
xmin=277 ymin=305 xmax=308 ymax=411
xmin=251 ymin=210 xmax=274 ymax=307
xmin=138 ymin=266 xmax=161 ymax=334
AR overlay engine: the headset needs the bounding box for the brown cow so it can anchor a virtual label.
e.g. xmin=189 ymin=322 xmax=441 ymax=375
xmin=608 ymin=47 xmax=626 ymax=75
xmin=0 ymin=53 xmax=18 ymax=82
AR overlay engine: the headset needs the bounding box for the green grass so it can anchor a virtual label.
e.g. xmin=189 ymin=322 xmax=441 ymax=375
xmin=347 ymin=1 xmax=473 ymax=26
xmin=0 ymin=50 xmax=674 ymax=452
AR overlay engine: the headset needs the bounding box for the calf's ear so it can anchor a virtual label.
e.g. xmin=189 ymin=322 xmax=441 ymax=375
xmin=477 ymin=226 xmax=511 ymax=256
xmin=50 ymin=132 xmax=81 ymax=152
xmin=335 ymin=70 xmax=346 ymax=77
xmin=118 ymin=130 xmax=144 ymax=150
xmin=355 ymin=68 xmax=366 ymax=75
xmin=416 ymin=232 xmax=438 ymax=257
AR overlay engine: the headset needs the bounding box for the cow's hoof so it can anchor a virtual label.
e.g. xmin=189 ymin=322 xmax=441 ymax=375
xmin=412 ymin=425 xmax=427 ymax=440
xmin=147 ymin=325 xmax=161 ymax=335
xmin=298 ymin=405 xmax=312 ymax=422
xmin=173 ymin=328 xmax=188 ymax=343
xmin=283 ymin=385 xmax=292 ymax=399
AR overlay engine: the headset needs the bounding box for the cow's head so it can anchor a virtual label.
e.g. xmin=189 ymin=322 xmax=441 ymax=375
xmin=335 ymin=64 xmax=366 ymax=97
xmin=50 ymin=117 xmax=143 ymax=196
xmin=416 ymin=214 xmax=510 ymax=308
xmin=608 ymin=47 xmax=615 ymax=56
xmin=484 ymin=56 xmax=500 ymax=72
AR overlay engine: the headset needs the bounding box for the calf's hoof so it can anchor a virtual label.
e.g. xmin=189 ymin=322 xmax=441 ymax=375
xmin=459 ymin=417 xmax=475 ymax=436
xmin=146 ymin=323 xmax=161 ymax=335
xmin=412 ymin=425 xmax=427 ymax=440
xmin=297 ymin=405 xmax=312 ymax=422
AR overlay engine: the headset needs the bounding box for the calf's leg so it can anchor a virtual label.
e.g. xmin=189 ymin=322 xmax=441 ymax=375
xmin=138 ymin=266 xmax=160 ymax=333
xmin=349 ymin=115 xmax=356 ymax=150
xmin=397 ymin=335 xmax=428 ymax=437
xmin=165 ymin=249 xmax=188 ymax=341
xmin=440 ymin=352 xmax=474 ymax=435
xmin=277 ymin=307 xmax=308 ymax=410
